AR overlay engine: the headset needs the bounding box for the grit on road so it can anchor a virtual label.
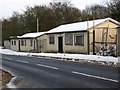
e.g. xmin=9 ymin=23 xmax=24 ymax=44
xmin=1 ymin=54 xmax=119 ymax=88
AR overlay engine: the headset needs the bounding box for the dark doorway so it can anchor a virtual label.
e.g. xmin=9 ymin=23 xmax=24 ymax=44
xmin=58 ymin=37 xmax=63 ymax=53
xmin=34 ymin=40 xmax=36 ymax=50
xmin=18 ymin=40 xmax=20 ymax=52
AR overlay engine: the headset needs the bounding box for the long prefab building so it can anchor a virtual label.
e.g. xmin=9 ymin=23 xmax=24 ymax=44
xmin=10 ymin=18 xmax=120 ymax=56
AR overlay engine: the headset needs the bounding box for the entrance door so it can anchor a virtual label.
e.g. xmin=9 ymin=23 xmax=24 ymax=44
xmin=58 ymin=37 xmax=63 ymax=53
xmin=18 ymin=40 xmax=20 ymax=52
xmin=34 ymin=40 xmax=36 ymax=50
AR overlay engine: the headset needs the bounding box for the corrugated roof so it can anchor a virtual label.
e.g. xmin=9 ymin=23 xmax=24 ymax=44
xmin=47 ymin=18 xmax=120 ymax=34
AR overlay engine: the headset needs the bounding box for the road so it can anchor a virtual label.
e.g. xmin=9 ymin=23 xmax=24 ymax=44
xmin=1 ymin=54 xmax=119 ymax=88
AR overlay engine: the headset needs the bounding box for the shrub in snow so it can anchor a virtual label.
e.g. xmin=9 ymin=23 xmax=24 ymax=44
xmin=99 ymin=44 xmax=116 ymax=57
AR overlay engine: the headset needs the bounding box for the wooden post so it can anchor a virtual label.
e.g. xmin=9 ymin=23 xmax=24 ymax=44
xmin=92 ymin=18 xmax=96 ymax=55
xmin=0 ymin=21 xmax=2 ymax=46
xmin=87 ymin=31 xmax=90 ymax=55
xmin=117 ymin=27 xmax=120 ymax=56
xmin=87 ymin=18 xmax=90 ymax=55
xmin=93 ymin=30 xmax=95 ymax=55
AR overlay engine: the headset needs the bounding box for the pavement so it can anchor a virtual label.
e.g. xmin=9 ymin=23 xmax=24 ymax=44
xmin=1 ymin=54 xmax=119 ymax=88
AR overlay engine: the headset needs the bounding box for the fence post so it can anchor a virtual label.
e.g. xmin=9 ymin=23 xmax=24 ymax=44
xmin=93 ymin=30 xmax=96 ymax=55
xmin=0 ymin=21 xmax=2 ymax=46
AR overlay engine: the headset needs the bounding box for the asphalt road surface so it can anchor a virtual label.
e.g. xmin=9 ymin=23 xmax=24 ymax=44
xmin=1 ymin=54 xmax=119 ymax=88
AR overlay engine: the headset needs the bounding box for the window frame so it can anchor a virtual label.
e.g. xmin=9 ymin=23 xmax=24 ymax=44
xmin=11 ymin=40 xmax=13 ymax=45
xmin=49 ymin=35 xmax=54 ymax=44
xmin=21 ymin=40 xmax=24 ymax=46
xmin=30 ymin=39 xmax=33 ymax=46
xmin=65 ymin=33 xmax=73 ymax=45
xmin=74 ymin=34 xmax=84 ymax=46
xmin=14 ymin=40 xmax=16 ymax=45
xmin=24 ymin=40 xmax=26 ymax=46
xmin=21 ymin=40 xmax=26 ymax=46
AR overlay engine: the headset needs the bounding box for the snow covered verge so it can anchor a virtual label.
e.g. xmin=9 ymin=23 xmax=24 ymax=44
xmin=0 ymin=47 xmax=119 ymax=67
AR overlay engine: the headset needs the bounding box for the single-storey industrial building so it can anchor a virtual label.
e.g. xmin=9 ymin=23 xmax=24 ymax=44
xmin=45 ymin=18 xmax=120 ymax=55
xmin=10 ymin=18 xmax=120 ymax=56
xmin=10 ymin=32 xmax=46 ymax=52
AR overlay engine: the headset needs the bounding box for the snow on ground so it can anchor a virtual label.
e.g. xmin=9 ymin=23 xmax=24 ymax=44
xmin=0 ymin=47 xmax=119 ymax=63
xmin=31 ymin=53 xmax=119 ymax=63
xmin=0 ymin=48 xmax=29 ymax=56
xmin=0 ymin=46 xmax=3 ymax=49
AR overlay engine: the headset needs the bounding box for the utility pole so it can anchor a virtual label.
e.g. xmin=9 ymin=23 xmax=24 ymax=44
xmin=87 ymin=18 xmax=90 ymax=55
xmin=37 ymin=18 xmax=39 ymax=32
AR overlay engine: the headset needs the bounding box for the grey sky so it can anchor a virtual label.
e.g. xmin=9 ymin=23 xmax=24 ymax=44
xmin=0 ymin=0 xmax=110 ymax=19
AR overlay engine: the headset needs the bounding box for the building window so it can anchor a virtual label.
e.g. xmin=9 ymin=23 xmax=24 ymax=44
xmin=14 ymin=41 xmax=16 ymax=45
xmin=24 ymin=40 xmax=26 ymax=46
xmin=39 ymin=40 xmax=42 ymax=46
xmin=21 ymin=40 xmax=26 ymax=46
xmin=12 ymin=40 xmax=13 ymax=45
xmin=65 ymin=34 xmax=73 ymax=45
xmin=21 ymin=40 xmax=24 ymax=46
xmin=75 ymin=34 xmax=84 ymax=46
xmin=30 ymin=40 xmax=33 ymax=46
xmin=49 ymin=35 xmax=54 ymax=44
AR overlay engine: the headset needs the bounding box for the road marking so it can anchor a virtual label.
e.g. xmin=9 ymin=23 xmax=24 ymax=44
xmin=4 ymin=58 xmax=13 ymax=61
xmin=37 ymin=64 xmax=58 ymax=70
xmin=72 ymin=71 xmax=118 ymax=83
xmin=16 ymin=60 xmax=29 ymax=64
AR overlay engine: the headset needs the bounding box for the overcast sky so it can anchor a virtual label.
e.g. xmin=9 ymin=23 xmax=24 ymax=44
xmin=0 ymin=0 xmax=110 ymax=19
